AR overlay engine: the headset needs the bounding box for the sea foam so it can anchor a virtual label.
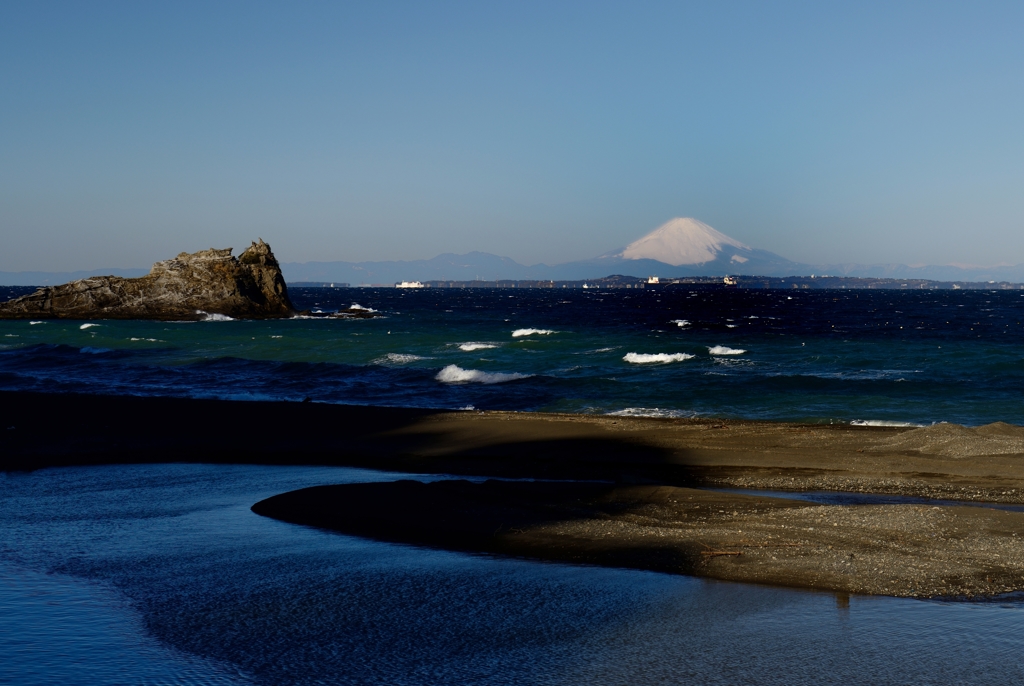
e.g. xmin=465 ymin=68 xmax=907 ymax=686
xmin=458 ymin=342 xmax=498 ymax=351
xmin=199 ymin=312 xmax=235 ymax=322
xmin=435 ymin=364 xmax=530 ymax=384
xmin=850 ymin=420 xmax=924 ymax=427
xmin=671 ymin=319 xmax=690 ymax=327
xmin=708 ymin=346 xmax=746 ymax=355
xmin=623 ymin=352 xmax=695 ymax=364
xmin=608 ymin=407 xmax=696 ymax=418
xmin=29 ymin=321 xmax=45 ymax=325
xmin=375 ymin=353 xmax=428 ymax=365
xmin=79 ymin=323 xmax=99 ymax=330
xmin=512 ymin=329 xmax=555 ymax=337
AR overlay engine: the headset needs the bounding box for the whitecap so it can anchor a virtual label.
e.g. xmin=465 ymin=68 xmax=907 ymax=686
xmin=435 ymin=364 xmax=531 ymax=384
xmin=458 ymin=342 xmax=498 ymax=351
xmin=270 ymin=335 xmax=283 ymax=339
xmin=623 ymin=352 xmax=695 ymax=364
xmin=708 ymin=346 xmax=746 ymax=355
xmin=607 ymin=407 xmax=696 ymax=418
xmin=671 ymin=320 xmax=690 ymax=327
xmin=375 ymin=353 xmax=429 ymax=365
xmin=197 ymin=311 xmax=235 ymax=321
xmin=851 ymin=420 xmax=924 ymax=427
xmin=128 ymin=337 xmax=161 ymax=342
xmin=5 ymin=334 xmax=18 ymax=338
xmin=512 ymin=328 xmax=555 ymax=337
xmin=79 ymin=323 xmax=99 ymax=330
xmin=726 ymin=324 xmax=738 ymax=328
xmin=349 ymin=303 xmax=376 ymax=312
xmin=29 ymin=321 xmax=45 ymax=325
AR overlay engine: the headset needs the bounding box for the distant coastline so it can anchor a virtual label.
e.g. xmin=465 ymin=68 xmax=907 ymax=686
xmin=288 ymin=276 xmax=1022 ymax=290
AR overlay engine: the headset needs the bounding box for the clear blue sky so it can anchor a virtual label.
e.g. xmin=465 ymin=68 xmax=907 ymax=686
xmin=2 ymin=1 xmax=1023 ymax=271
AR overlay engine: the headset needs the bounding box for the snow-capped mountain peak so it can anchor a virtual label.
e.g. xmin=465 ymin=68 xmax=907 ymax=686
xmin=618 ymin=218 xmax=749 ymax=266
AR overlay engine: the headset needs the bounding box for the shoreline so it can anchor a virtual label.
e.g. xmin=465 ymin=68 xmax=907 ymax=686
xmin=7 ymin=390 xmax=1024 ymax=599
xmin=6 ymin=391 xmax=1024 ymax=503
xmin=252 ymin=479 xmax=1024 ymax=600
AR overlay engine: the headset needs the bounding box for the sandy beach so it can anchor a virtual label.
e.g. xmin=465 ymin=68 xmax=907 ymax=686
xmin=6 ymin=390 xmax=1024 ymax=598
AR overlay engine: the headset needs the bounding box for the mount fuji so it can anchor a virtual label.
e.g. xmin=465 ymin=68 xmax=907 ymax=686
xmin=579 ymin=217 xmax=799 ymax=277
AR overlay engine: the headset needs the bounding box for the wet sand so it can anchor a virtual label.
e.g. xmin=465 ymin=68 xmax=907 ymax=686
xmin=253 ymin=480 xmax=1024 ymax=599
xmin=6 ymin=391 xmax=1024 ymax=597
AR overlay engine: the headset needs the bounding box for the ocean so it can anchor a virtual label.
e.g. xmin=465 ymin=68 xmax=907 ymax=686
xmin=4 ymin=286 xmax=1024 ymax=684
xmin=2 ymin=285 xmax=1023 ymax=426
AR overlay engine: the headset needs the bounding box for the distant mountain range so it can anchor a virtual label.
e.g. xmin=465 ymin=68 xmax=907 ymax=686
xmin=4 ymin=219 xmax=1024 ymax=286
xmin=0 ymin=268 xmax=149 ymax=287
xmin=281 ymin=218 xmax=1024 ymax=284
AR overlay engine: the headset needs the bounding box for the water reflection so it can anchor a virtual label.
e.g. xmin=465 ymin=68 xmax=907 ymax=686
xmin=2 ymin=464 xmax=1023 ymax=685
xmin=835 ymin=592 xmax=850 ymax=610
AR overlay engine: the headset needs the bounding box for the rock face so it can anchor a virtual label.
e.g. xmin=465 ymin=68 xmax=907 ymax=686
xmin=0 ymin=240 xmax=295 ymax=320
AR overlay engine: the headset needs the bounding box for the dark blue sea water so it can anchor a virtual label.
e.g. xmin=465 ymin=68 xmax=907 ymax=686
xmin=3 ymin=286 xmax=1024 ymax=425
xmin=3 ymin=463 xmax=1024 ymax=685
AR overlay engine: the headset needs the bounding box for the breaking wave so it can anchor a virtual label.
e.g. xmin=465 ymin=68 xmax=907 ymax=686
xmin=197 ymin=312 xmax=235 ymax=322
xmin=623 ymin=352 xmax=695 ymax=364
xmin=512 ymin=329 xmax=555 ymax=337
xmin=435 ymin=364 xmax=531 ymax=384
xmin=671 ymin=319 xmax=690 ymax=327
xmin=708 ymin=346 xmax=746 ymax=355
xmin=79 ymin=323 xmax=99 ymax=330
xmin=458 ymin=342 xmax=498 ymax=351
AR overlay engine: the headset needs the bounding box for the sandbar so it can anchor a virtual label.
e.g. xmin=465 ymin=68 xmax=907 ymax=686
xmin=6 ymin=390 xmax=1024 ymax=597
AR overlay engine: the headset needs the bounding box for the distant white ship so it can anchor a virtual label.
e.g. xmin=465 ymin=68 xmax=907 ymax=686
xmin=396 ymin=281 xmax=425 ymax=288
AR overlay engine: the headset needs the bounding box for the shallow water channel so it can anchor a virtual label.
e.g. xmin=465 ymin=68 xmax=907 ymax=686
xmin=2 ymin=463 xmax=1023 ymax=685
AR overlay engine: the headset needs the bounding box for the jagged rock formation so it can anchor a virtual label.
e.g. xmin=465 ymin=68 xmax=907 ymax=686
xmin=0 ymin=240 xmax=295 ymax=320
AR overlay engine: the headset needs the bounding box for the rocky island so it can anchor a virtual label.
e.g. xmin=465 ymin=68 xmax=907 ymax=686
xmin=0 ymin=239 xmax=294 ymax=320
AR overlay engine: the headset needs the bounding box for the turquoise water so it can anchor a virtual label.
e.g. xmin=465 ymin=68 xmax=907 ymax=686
xmin=2 ymin=286 xmax=1024 ymax=424
xmin=2 ymin=463 xmax=1024 ymax=685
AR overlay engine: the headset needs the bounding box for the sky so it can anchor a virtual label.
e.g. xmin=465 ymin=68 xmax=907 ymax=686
xmin=2 ymin=1 xmax=1024 ymax=272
